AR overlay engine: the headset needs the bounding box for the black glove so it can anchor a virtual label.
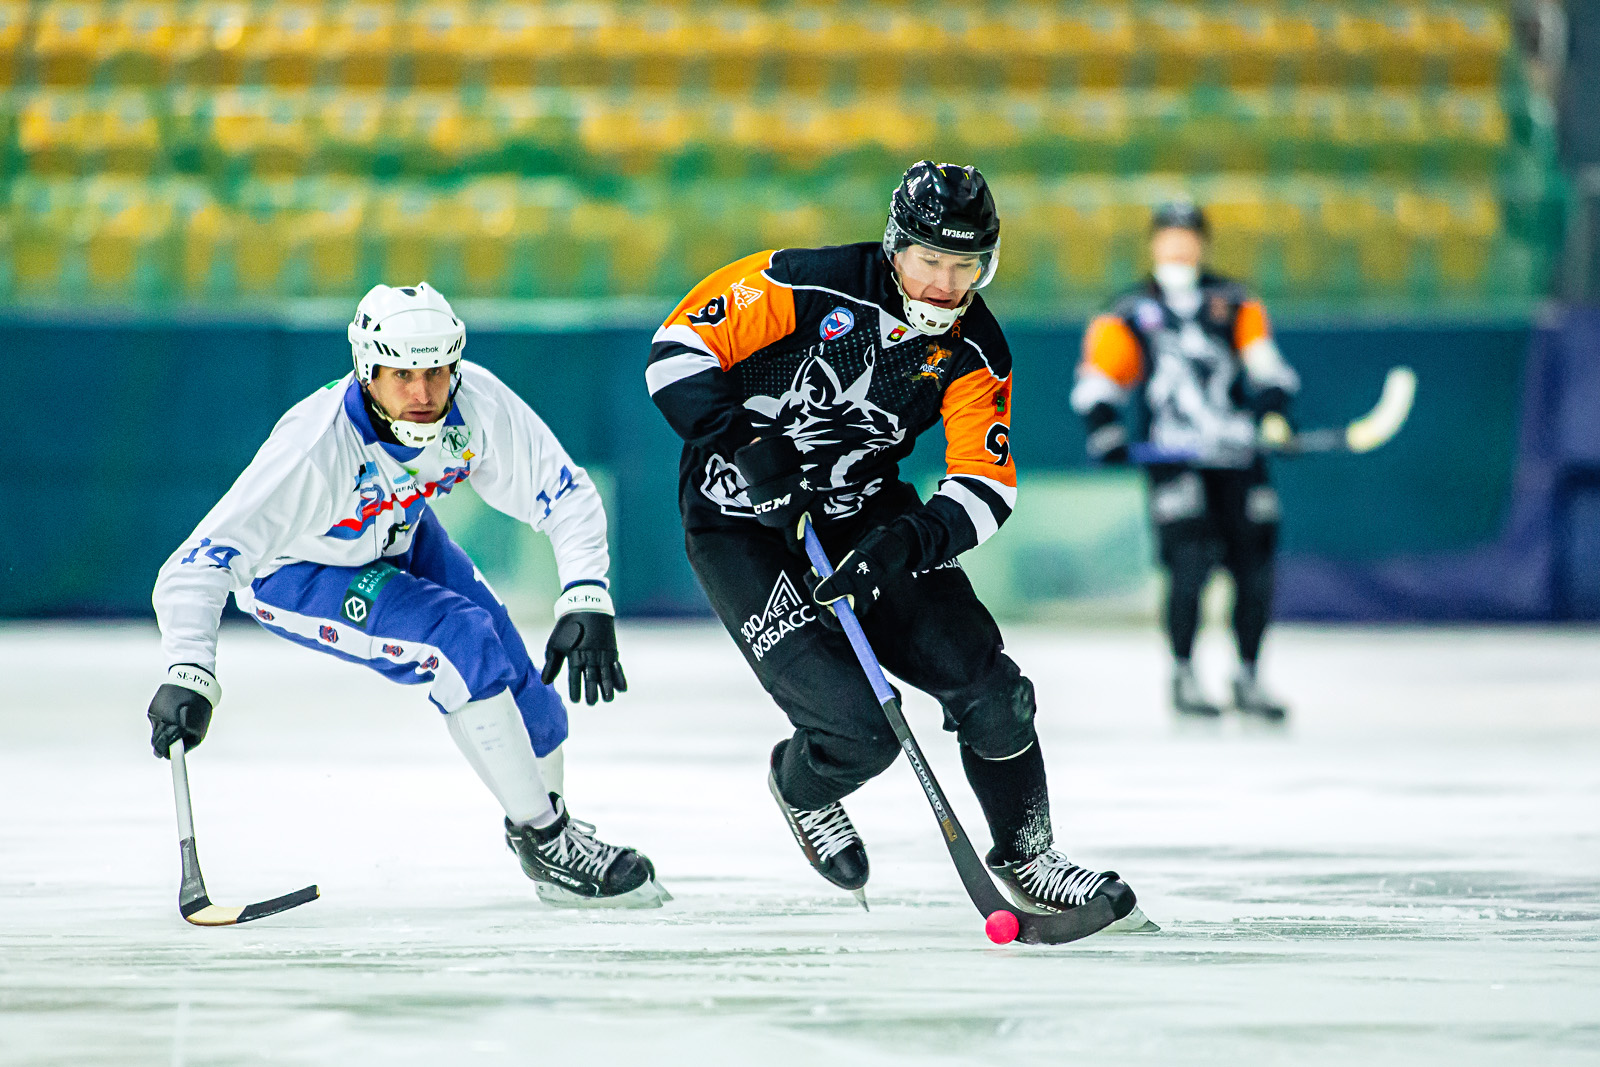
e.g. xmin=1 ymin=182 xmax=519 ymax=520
xmin=734 ymin=435 xmax=815 ymax=550
xmin=1251 ymin=385 xmax=1294 ymax=420
xmin=810 ymin=524 xmax=912 ymax=623
xmin=541 ymin=585 xmax=628 ymax=705
xmin=1083 ymin=402 xmax=1130 ymax=465
xmin=147 ymin=664 xmax=219 ymax=759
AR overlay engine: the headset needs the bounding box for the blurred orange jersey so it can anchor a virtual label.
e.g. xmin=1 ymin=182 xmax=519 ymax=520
xmin=647 ymin=243 xmax=1016 ymax=563
xmin=1073 ymin=273 xmax=1298 ymax=464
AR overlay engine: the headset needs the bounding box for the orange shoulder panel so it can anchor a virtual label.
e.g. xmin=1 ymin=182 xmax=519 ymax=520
xmin=1080 ymin=314 xmax=1143 ymax=389
xmin=941 ymin=367 xmax=1017 ymax=488
xmin=1234 ymin=299 xmax=1272 ymax=350
xmin=663 ymin=250 xmax=797 ymax=371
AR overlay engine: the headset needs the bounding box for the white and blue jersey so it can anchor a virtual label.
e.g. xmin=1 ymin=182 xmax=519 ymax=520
xmin=153 ymin=361 xmax=609 ymax=749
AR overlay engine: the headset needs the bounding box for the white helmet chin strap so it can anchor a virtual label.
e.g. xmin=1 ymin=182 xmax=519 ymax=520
xmin=893 ymin=271 xmax=972 ymax=336
xmin=364 ymin=377 xmax=458 ymax=449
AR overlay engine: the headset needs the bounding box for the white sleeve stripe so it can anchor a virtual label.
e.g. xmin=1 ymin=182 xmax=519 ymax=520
xmin=1241 ymin=337 xmax=1301 ymax=392
xmin=650 ymin=323 xmax=717 ymax=356
xmin=936 ymin=479 xmax=1000 ymax=546
xmin=646 ymin=350 xmax=722 ymax=396
xmin=1071 ymin=370 xmax=1128 ymax=414
xmin=949 ymin=472 xmax=1017 ymax=507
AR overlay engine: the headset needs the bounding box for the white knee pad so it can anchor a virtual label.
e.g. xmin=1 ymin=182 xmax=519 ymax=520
xmin=445 ymin=693 xmax=557 ymax=828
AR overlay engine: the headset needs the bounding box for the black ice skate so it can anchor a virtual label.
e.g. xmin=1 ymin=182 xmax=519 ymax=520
xmin=1172 ymin=662 xmax=1222 ymax=718
xmin=768 ymin=750 xmax=870 ymax=911
xmin=504 ymin=795 xmax=671 ymax=909
xmin=1233 ymin=670 xmax=1288 ymax=723
xmin=987 ymin=848 xmax=1158 ymax=932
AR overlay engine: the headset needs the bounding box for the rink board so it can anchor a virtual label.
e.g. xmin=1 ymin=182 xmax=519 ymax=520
xmin=1 ymin=623 xmax=1596 ymax=1066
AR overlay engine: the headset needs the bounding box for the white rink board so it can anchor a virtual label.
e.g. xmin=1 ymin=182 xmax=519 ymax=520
xmin=1 ymin=622 xmax=1597 ymax=1066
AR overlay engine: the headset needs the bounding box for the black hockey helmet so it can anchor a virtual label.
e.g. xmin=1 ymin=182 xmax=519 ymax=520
xmin=1150 ymin=198 xmax=1209 ymax=237
xmin=884 ymin=161 xmax=1001 ymax=287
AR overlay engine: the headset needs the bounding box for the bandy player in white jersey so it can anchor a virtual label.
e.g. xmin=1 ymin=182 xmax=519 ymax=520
xmin=147 ymin=282 xmax=669 ymax=908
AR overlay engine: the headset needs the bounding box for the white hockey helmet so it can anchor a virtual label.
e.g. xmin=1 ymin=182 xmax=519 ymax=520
xmin=347 ymin=282 xmax=466 ymax=448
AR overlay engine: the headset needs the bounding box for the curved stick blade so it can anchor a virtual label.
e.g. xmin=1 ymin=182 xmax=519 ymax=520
xmin=181 ymin=885 xmax=319 ymax=927
xmin=1346 ymin=366 xmax=1416 ymax=453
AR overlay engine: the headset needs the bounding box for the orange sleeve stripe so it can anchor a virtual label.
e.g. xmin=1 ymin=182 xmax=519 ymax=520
xmin=1234 ymin=299 xmax=1272 ymax=350
xmin=941 ymin=367 xmax=1017 ymax=488
xmin=1080 ymin=314 xmax=1143 ymax=389
xmin=664 ymin=250 xmax=797 ymax=371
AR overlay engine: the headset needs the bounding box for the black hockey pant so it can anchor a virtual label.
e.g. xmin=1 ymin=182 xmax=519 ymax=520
xmin=686 ymin=484 xmax=1049 ymax=861
xmin=1147 ymin=460 xmax=1280 ymax=665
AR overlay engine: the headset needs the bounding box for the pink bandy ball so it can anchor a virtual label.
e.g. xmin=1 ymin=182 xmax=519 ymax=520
xmin=985 ymin=909 xmax=1020 ymax=944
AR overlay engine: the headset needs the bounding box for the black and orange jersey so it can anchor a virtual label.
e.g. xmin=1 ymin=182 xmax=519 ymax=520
xmin=1071 ymin=272 xmax=1298 ymax=463
xmin=647 ymin=242 xmax=1016 ymax=567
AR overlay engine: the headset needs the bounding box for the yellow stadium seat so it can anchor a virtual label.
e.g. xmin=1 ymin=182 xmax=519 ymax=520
xmin=544 ymin=2 xmax=617 ymax=88
xmin=1434 ymin=90 xmax=1508 ymax=150
xmin=1137 ymin=3 xmax=1208 ymax=90
xmin=1395 ymin=186 xmax=1498 ymax=291
xmin=95 ymin=89 xmax=163 ymax=173
xmin=1433 ymin=5 xmax=1509 ymax=88
xmin=406 ymin=1 xmax=475 ymax=89
xmin=320 ymin=2 xmax=397 ymax=88
xmin=694 ymin=6 xmax=773 ymax=93
xmin=473 ymin=3 xmax=555 ymax=89
xmin=391 ymin=92 xmax=492 ymax=174
xmin=173 ymin=1 xmax=253 ymax=84
xmin=1051 ymin=6 xmax=1134 ymax=90
xmin=599 ymin=6 xmax=694 ymax=91
xmin=770 ymin=7 xmax=863 ymax=94
xmin=315 ymin=89 xmax=387 ymax=169
xmin=569 ymin=199 xmax=666 ymax=296
xmin=175 ymin=182 xmax=234 ymax=298
xmin=576 ymin=93 xmax=696 ymax=175
xmin=245 ymin=4 xmax=322 ymax=87
xmin=209 ymin=89 xmax=314 ymax=175
xmin=301 ymin=179 xmax=368 ymax=293
xmin=0 ymin=0 xmax=33 ymax=86
xmin=100 ymin=1 xmax=181 ymax=85
xmin=81 ymin=177 xmax=176 ymax=297
xmin=453 ymin=178 xmax=520 ymax=296
xmin=373 ymin=184 xmax=455 ymax=289
xmin=33 ymin=1 xmax=108 ymax=86
xmin=9 ymin=177 xmax=81 ymax=296
xmin=18 ymin=91 xmax=93 ymax=175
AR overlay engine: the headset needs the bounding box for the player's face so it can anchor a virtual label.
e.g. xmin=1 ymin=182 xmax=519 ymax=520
xmin=894 ymin=245 xmax=983 ymax=308
xmin=1151 ymin=227 xmax=1205 ymax=268
xmin=369 ymin=364 xmax=455 ymax=423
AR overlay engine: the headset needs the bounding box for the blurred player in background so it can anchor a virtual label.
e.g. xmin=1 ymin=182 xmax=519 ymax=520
xmin=147 ymin=282 xmax=668 ymax=908
xmin=647 ymin=161 xmax=1143 ymax=925
xmin=1072 ymin=201 xmax=1300 ymax=722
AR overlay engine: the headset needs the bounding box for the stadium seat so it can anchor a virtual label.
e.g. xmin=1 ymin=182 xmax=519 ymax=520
xmin=81 ymin=177 xmax=176 ymax=297
xmin=244 ymin=4 xmax=322 ymax=87
xmin=172 ymin=1 xmax=253 ymax=85
xmin=314 ymin=89 xmax=386 ymax=174
xmin=320 ymin=2 xmax=397 ymax=88
xmin=405 ymin=1 xmax=475 ymax=89
xmin=17 ymin=90 xmax=93 ymax=175
xmin=0 ymin=0 xmax=29 ymax=87
xmin=100 ymin=1 xmax=180 ymax=85
xmin=208 ymin=89 xmax=314 ymax=176
xmin=9 ymin=177 xmax=82 ymax=295
xmin=32 ymin=1 xmax=107 ymax=86
xmin=373 ymin=184 xmax=456 ymax=291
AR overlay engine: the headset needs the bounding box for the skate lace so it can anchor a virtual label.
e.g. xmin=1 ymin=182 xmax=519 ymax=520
xmin=1016 ymin=850 xmax=1108 ymax=906
xmin=539 ymin=817 xmax=621 ymax=879
xmin=794 ymin=803 xmax=858 ymax=863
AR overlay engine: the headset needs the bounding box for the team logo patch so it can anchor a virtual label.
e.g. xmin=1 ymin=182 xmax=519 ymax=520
xmin=819 ymin=307 xmax=855 ymax=342
xmin=319 ymin=625 xmax=339 ymax=644
xmin=254 ymin=607 xmax=275 ymax=622
xmin=342 ymin=596 xmax=369 ymax=624
xmin=688 ymin=295 xmax=727 ymax=326
xmin=440 ymin=424 xmax=470 ymax=457
xmin=886 ymin=325 xmax=908 ymax=344
xmin=420 ymin=655 xmax=439 ymax=671
xmin=340 ymin=562 xmax=399 ymax=630
xmin=382 ymin=643 xmax=405 ymax=657
xmin=1137 ymin=299 xmax=1165 ymax=333
xmin=730 ymin=281 xmax=764 ymax=309
xmin=740 ymin=571 xmax=815 ymax=662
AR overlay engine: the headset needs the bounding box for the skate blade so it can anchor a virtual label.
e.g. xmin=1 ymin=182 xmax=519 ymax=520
xmin=534 ymin=879 xmax=672 ymax=910
xmin=1102 ymin=905 xmax=1160 ymax=933
xmin=850 ymin=888 xmax=869 ymax=912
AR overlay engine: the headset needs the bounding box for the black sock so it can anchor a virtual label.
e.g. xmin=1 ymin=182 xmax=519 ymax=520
xmin=961 ymin=739 xmax=1051 ymax=865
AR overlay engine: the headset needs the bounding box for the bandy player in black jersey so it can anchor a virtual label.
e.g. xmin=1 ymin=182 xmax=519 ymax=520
xmin=647 ymin=161 xmax=1142 ymax=924
xmin=1074 ymin=200 xmax=1301 ymax=721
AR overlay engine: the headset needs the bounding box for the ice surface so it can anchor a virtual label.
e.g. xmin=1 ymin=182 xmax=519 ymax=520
xmin=1 ymin=622 xmax=1597 ymax=1066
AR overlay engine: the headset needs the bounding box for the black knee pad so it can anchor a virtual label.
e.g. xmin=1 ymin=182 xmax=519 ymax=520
xmin=943 ymin=657 xmax=1038 ymax=760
